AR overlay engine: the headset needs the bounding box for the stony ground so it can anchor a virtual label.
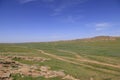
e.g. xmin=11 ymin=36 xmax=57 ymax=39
xmin=0 ymin=55 xmax=79 ymax=80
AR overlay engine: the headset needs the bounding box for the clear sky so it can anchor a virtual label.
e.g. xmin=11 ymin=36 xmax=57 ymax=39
xmin=0 ymin=0 xmax=120 ymax=43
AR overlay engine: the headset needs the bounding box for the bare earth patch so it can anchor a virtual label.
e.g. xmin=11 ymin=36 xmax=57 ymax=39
xmin=0 ymin=56 xmax=79 ymax=80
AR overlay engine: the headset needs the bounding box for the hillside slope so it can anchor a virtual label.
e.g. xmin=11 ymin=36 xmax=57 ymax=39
xmin=0 ymin=36 xmax=120 ymax=80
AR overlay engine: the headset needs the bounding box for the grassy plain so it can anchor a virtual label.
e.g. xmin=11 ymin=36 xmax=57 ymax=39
xmin=0 ymin=37 xmax=120 ymax=80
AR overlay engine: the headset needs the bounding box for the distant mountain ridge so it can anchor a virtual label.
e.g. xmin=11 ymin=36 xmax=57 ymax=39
xmin=53 ymin=36 xmax=120 ymax=43
xmin=74 ymin=36 xmax=120 ymax=42
xmin=46 ymin=36 xmax=120 ymax=42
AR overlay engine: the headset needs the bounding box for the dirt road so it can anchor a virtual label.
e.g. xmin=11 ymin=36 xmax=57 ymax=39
xmin=37 ymin=49 xmax=120 ymax=75
xmin=57 ymin=49 xmax=120 ymax=69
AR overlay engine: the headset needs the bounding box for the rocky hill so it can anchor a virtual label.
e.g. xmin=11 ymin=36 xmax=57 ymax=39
xmin=74 ymin=36 xmax=120 ymax=42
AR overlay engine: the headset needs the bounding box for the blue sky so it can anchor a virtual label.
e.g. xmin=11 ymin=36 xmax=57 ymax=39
xmin=0 ymin=0 xmax=120 ymax=42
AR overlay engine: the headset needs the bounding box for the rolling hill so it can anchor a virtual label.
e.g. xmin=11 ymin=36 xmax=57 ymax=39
xmin=0 ymin=36 xmax=120 ymax=80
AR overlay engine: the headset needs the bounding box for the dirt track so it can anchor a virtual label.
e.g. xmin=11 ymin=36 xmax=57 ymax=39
xmin=57 ymin=49 xmax=120 ymax=69
xmin=8 ymin=46 xmax=120 ymax=75
xmin=37 ymin=49 xmax=120 ymax=75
